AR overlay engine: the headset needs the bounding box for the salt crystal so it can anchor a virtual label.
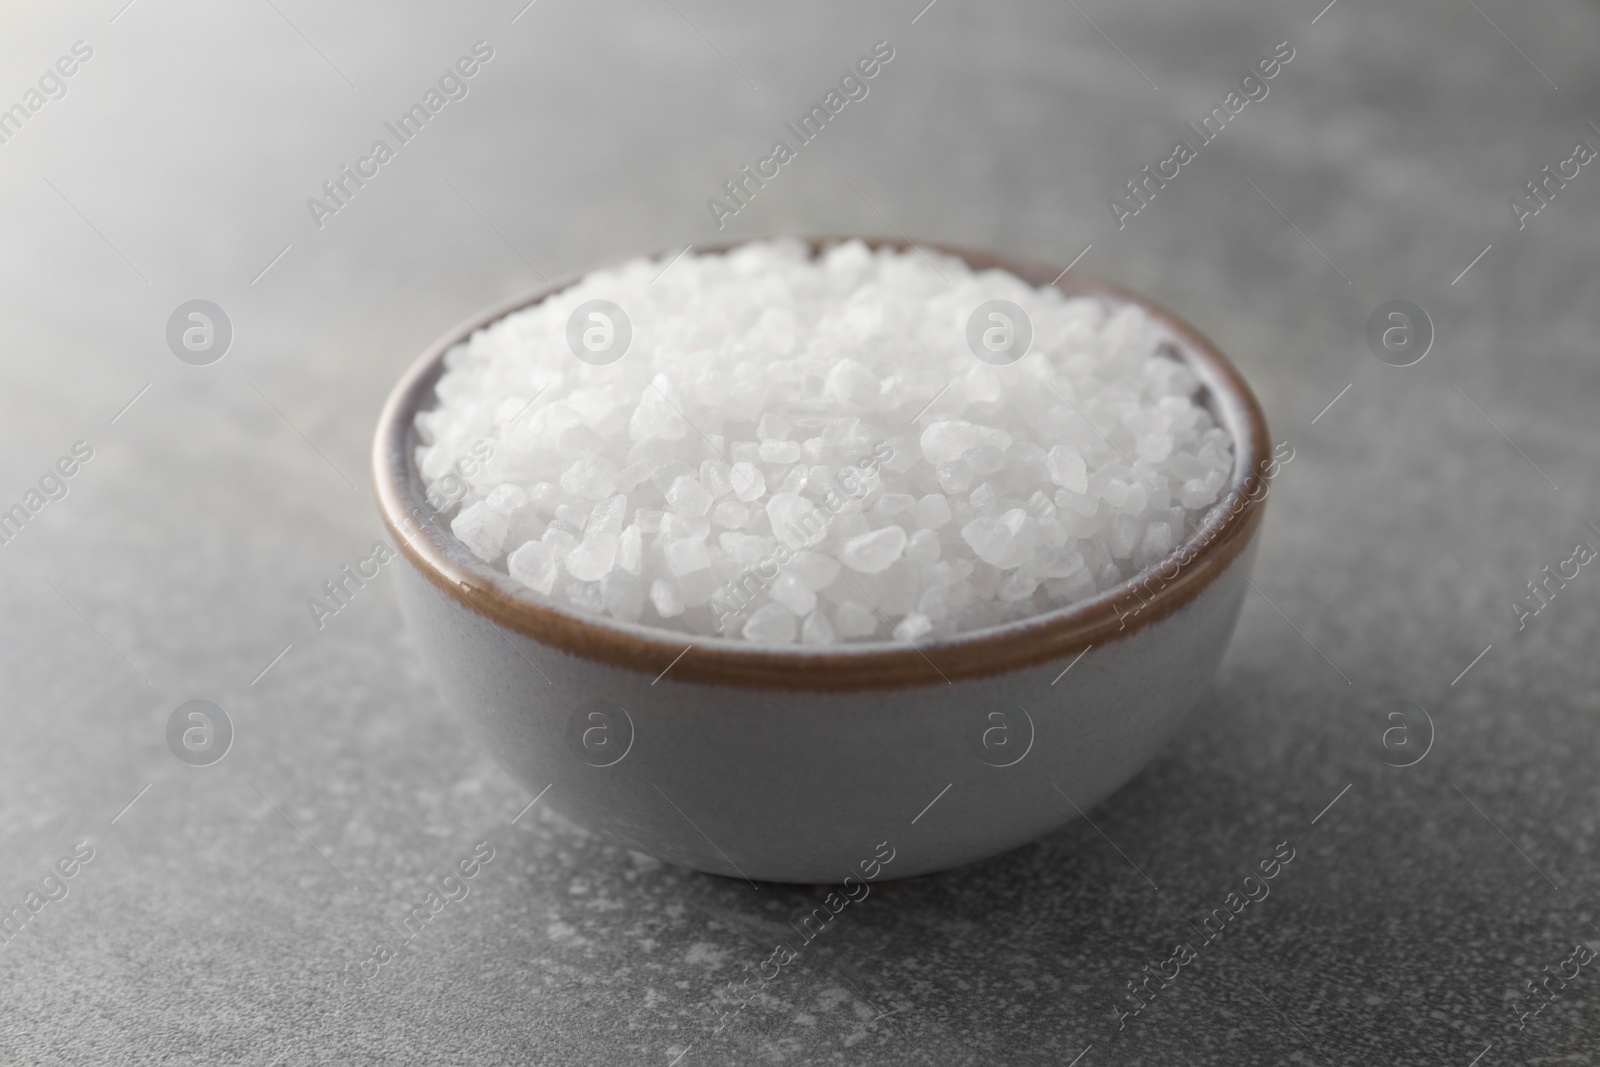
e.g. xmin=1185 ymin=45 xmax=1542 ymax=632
xmin=1031 ymin=544 xmax=1086 ymax=578
xmin=911 ymin=493 xmax=952 ymax=529
xmin=589 ymin=495 xmax=627 ymax=537
xmin=557 ymin=425 xmax=606 ymax=460
xmin=999 ymin=568 xmax=1039 ymax=601
xmin=451 ymin=502 xmax=508 ymax=562
xmin=711 ymin=500 xmax=751 ymax=529
xmin=1046 ymin=446 xmax=1089 ymax=493
xmin=1137 ymin=432 xmax=1174 ymax=463
xmin=1049 ymin=568 xmax=1099 ymax=603
xmin=1179 ymin=476 xmax=1221 ymax=509
xmin=756 ymin=413 xmax=791 ymax=440
xmin=823 ymin=359 xmax=880 ymax=408
xmin=563 ymin=580 xmax=605 ymax=613
xmin=877 ymin=559 xmax=919 ymax=614
xmin=759 ymin=439 xmax=802 ymax=464
xmin=783 ymin=551 xmax=841 ymax=590
xmin=741 ymin=602 xmax=798 ymax=644
xmin=921 ymin=421 xmax=1014 ymax=465
xmin=936 ymin=462 xmax=974 ymax=494
xmin=663 ymin=537 xmax=711 ymax=576
xmin=486 ymin=484 xmax=528 ymax=514
xmin=839 ymin=526 xmax=907 ymax=573
xmin=1109 ymin=514 xmax=1143 ymax=560
xmin=768 ymin=573 xmax=817 ymax=616
xmin=660 ymin=512 xmax=710 ymax=541
xmin=963 ymin=445 xmax=1005 ymax=475
xmin=834 ymin=599 xmax=879 ymax=638
xmin=767 ymin=493 xmax=826 ymax=549
xmin=920 ymin=421 xmax=975 ymax=465
xmin=721 ymin=532 xmax=769 ymax=565
xmin=905 ymin=528 xmax=942 ymax=564
xmin=666 ymin=475 xmax=713 ymax=517
xmin=564 ymin=530 xmax=619 ymax=582
xmin=540 ymin=525 xmax=578 ymax=561
xmin=649 ymin=578 xmax=684 ymax=617
xmin=528 ymin=482 xmax=564 ymax=515
xmin=832 ymin=512 xmax=870 ymax=540
xmin=777 ymin=465 xmax=808 ymax=496
xmin=678 ymin=566 xmax=716 ymax=607
xmin=893 ymin=613 xmax=933 ymax=642
xmin=617 ymin=525 xmax=643 ymax=575
xmin=800 ymin=610 xmax=837 ymax=645
xmin=1137 ymin=507 xmax=1184 ymax=561
xmin=700 ymin=460 xmax=734 ymax=498
xmin=554 ymin=503 xmax=589 ymax=531
xmin=601 ymin=571 xmax=644 ymax=622
xmin=508 ymin=540 xmax=557 ymax=594
xmin=730 ymin=462 xmax=766 ymax=502
xmin=960 ymin=509 xmax=1035 ymax=570
xmin=630 ymin=376 xmax=688 ymax=441
xmin=872 ymin=493 xmax=916 ymax=518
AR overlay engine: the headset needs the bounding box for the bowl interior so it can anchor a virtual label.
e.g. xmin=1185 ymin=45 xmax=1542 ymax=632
xmin=372 ymin=237 xmax=1271 ymax=690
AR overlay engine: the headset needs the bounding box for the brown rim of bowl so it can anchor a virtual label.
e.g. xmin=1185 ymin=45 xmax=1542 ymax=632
xmin=373 ymin=237 xmax=1271 ymax=692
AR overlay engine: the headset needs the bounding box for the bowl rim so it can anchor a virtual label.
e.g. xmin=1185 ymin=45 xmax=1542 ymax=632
xmin=372 ymin=236 xmax=1272 ymax=691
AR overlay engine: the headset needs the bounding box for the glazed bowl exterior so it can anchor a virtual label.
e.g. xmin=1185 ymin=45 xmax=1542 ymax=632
xmin=374 ymin=239 xmax=1271 ymax=883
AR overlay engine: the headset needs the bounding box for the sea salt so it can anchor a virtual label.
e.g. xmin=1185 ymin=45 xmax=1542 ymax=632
xmin=417 ymin=239 xmax=1234 ymax=645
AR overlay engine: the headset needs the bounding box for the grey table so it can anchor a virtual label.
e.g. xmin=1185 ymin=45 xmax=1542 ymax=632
xmin=1 ymin=0 xmax=1597 ymax=1063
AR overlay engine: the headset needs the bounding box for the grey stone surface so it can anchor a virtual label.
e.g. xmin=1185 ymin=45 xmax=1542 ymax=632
xmin=1 ymin=0 xmax=1597 ymax=1063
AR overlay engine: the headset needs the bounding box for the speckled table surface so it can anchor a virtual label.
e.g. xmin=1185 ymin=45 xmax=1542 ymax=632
xmin=2 ymin=0 xmax=1598 ymax=1064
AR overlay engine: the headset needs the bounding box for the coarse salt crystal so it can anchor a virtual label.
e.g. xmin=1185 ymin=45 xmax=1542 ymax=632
xmin=649 ymin=578 xmax=684 ymax=617
xmin=508 ymin=540 xmax=557 ymax=594
xmin=834 ymin=599 xmax=879 ymax=638
xmin=663 ymin=537 xmax=711 ymax=576
xmin=800 ymin=610 xmax=837 ymax=645
xmin=742 ymin=602 xmax=798 ymax=644
xmin=839 ymin=526 xmax=907 ymax=574
xmin=452 ymin=501 xmax=508 ymax=562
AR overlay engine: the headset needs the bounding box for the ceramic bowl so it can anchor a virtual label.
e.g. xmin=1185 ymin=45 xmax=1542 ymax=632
xmin=372 ymin=238 xmax=1271 ymax=883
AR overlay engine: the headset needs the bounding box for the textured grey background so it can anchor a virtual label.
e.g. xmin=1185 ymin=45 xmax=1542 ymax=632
xmin=1 ymin=0 xmax=1597 ymax=1064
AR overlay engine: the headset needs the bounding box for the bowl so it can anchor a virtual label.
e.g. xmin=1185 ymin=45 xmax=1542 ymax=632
xmin=372 ymin=238 xmax=1271 ymax=883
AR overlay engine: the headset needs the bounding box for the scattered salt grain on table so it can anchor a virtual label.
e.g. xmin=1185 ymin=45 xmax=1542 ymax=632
xmin=416 ymin=239 xmax=1234 ymax=645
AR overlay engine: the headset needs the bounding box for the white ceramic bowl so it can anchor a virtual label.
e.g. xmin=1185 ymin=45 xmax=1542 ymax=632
xmin=373 ymin=239 xmax=1271 ymax=884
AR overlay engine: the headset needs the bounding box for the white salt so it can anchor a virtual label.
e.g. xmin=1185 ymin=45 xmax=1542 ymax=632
xmin=784 ymin=551 xmax=841 ymax=591
xmin=834 ymin=599 xmax=879 ymax=638
xmin=742 ymin=602 xmax=798 ymax=644
xmin=508 ymin=540 xmax=557 ymax=594
xmin=839 ymin=526 xmax=907 ymax=574
xmin=905 ymin=529 xmax=941 ymax=565
xmin=768 ymin=573 xmax=818 ymax=616
xmin=663 ymin=537 xmax=710 ymax=576
xmin=560 ymin=456 xmax=617 ymax=500
xmin=649 ymin=578 xmax=684 ymax=617
xmin=911 ymin=493 xmax=952 ymax=529
xmin=800 ymin=609 xmax=837 ymax=645
xmin=666 ymin=475 xmax=713 ymax=516
xmin=893 ymin=613 xmax=933 ymax=642
xmin=730 ymin=462 xmax=766 ymax=502
xmin=1046 ymin=446 xmax=1088 ymax=494
xmin=452 ymin=501 xmax=508 ymax=562
xmin=417 ymin=239 xmax=1235 ymax=644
